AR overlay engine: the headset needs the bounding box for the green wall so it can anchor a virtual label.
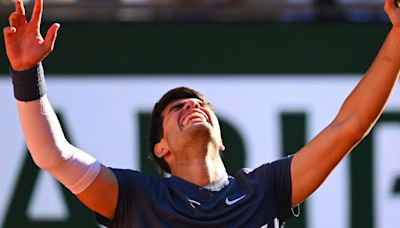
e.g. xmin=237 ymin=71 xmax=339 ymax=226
xmin=0 ymin=22 xmax=391 ymax=75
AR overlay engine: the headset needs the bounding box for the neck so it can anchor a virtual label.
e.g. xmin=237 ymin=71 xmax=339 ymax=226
xmin=170 ymin=153 xmax=227 ymax=187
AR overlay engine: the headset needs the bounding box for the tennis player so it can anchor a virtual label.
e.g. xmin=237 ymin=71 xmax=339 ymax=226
xmin=3 ymin=0 xmax=400 ymax=227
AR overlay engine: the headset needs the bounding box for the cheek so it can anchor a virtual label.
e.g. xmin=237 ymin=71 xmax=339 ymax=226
xmin=163 ymin=114 xmax=180 ymax=134
xmin=211 ymin=115 xmax=222 ymax=134
xmin=210 ymin=112 xmax=219 ymax=125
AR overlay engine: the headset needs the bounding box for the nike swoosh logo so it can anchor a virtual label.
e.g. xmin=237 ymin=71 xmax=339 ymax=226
xmin=225 ymin=194 xmax=246 ymax=205
xmin=188 ymin=198 xmax=201 ymax=205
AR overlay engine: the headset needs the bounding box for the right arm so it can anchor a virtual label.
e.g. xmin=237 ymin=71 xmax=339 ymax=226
xmin=17 ymin=93 xmax=118 ymax=219
xmin=4 ymin=0 xmax=118 ymax=220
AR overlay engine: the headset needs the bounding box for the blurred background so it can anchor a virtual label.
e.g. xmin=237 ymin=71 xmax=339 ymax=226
xmin=0 ymin=0 xmax=390 ymax=22
xmin=1 ymin=0 xmax=400 ymax=228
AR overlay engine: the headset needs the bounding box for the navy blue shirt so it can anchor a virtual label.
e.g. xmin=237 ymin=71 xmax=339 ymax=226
xmin=96 ymin=156 xmax=298 ymax=227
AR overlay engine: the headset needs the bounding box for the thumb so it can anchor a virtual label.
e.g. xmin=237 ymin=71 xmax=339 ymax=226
xmin=3 ymin=27 xmax=16 ymax=45
xmin=44 ymin=23 xmax=60 ymax=52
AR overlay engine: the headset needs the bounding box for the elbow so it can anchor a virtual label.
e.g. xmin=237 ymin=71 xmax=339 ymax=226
xmin=27 ymin=143 xmax=69 ymax=171
xmin=332 ymin=117 xmax=371 ymax=144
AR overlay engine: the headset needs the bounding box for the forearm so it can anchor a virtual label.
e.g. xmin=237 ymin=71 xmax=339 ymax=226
xmin=334 ymin=27 xmax=400 ymax=137
xmin=13 ymin=64 xmax=100 ymax=194
xmin=18 ymin=96 xmax=68 ymax=169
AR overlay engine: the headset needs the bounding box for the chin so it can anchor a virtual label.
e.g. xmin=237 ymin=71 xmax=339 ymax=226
xmin=178 ymin=124 xmax=221 ymax=152
xmin=184 ymin=123 xmax=214 ymax=140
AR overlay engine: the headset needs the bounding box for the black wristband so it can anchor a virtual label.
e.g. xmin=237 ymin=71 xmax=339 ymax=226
xmin=10 ymin=63 xmax=47 ymax=102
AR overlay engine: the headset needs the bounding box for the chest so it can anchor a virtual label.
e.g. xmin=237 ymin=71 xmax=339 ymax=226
xmin=137 ymin=179 xmax=279 ymax=227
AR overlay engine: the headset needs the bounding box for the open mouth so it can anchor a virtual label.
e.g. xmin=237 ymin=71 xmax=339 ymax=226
xmin=180 ymin=110 xmax=210 ymax=128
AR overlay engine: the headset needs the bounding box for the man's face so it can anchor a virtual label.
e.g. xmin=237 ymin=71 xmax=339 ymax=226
xmin=157 ymin=98 xmax=224 ymax=159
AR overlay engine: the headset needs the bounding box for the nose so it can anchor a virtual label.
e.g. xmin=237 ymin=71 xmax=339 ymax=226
xmin=183 ymin=99 xmax=201 ymax=110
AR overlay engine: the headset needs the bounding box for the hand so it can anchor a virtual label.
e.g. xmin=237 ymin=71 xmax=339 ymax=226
xmin=385 ymin=0 xmax=400 ymax=27
xmin=3 ymin=0 xmax=60 ymax=71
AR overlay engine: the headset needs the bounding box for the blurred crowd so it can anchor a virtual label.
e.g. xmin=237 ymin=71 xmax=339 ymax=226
xmin=0 ymin=0 xmax=388 ymax=22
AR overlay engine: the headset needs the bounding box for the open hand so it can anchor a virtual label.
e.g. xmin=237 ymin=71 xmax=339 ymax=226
xmin=3 ymin=0 xmax=60 ymax=71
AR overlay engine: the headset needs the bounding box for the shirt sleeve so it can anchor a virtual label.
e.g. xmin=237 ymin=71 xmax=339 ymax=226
xmin=265 ymin=155 xmax=299 ymax=220
xmin=95 ymin=168 xmax=152 ymax=227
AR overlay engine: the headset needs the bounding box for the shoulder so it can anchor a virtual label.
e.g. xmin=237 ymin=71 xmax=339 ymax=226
xmin=235 ymin=155 xmax=294 ymax=179
xmin=109 ymin=168 xmax=160 ymax=193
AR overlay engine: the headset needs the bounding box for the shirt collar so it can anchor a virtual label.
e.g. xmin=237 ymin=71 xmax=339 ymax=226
xmin=169 ymin=173 xmax=230 ymax=192
xmin=202 ymin=173 xmax=229 ymax=192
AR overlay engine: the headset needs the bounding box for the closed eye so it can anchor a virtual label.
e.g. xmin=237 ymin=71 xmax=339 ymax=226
xmin=199 ymin=102 xmax=207 ymax=107
xmin=169 ymin=103 xmax=185 ymax=114
xmin=200 ymin=101 xmax=212 ymax=109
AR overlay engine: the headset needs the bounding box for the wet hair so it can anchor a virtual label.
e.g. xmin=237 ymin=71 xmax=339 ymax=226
xmin=148 ymin=86 xmax=210 ymax=173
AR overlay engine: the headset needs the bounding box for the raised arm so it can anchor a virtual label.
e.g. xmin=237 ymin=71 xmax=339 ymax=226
xmin=3 ymin=0 xmax=118 ymax=219
xmin=290 ymin=0 xmax=400 ymax=207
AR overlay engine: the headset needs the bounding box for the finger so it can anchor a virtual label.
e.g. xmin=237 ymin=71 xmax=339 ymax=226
xmin=44 ymin=23 xmax=60 ymax=52
xmin=3 ymin=27 xmax=17 ymax=43
xmin=15 ymin=0 xmax=27 ymax=24
xmin=16 ymin=0 xmax=26 ymax=16
xmin=30 ymin=0 xmax=43 ymax=26
xmin=9 ymin=12 xmax=20 ymax=28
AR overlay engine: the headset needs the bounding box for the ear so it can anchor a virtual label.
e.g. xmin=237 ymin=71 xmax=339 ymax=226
xmin=154 ymin=139 xmax=169 ymax=158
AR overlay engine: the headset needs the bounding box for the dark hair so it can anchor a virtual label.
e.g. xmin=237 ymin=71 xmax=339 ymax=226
xmin=148 ymin=87 xmax=209 ymax=173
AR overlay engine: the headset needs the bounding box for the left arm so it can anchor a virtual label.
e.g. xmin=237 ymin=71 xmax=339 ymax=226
xmin=290 ymin=0 xmax=400 ymax=207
